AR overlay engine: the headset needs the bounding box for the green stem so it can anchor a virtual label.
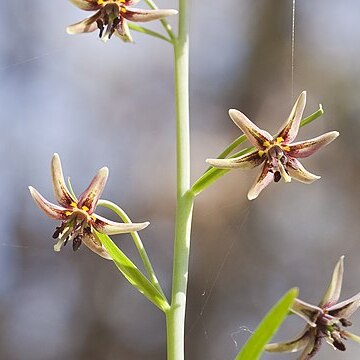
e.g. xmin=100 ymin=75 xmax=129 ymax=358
xmin=192 ymin=104 xmax=325 ymax=196
xmin=128 ymin=23 xmax=172 ymax=43
xmin=144 ymin=0 xmax=176 ymax=41
xmin=97 ymin=199 xmax=166 ymax=299
xmin=166 ymin=0 xmax=193 ymax=359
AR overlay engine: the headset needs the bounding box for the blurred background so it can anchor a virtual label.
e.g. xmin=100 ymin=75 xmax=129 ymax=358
xmin=1 ymin=0 xmax=359 ymax=359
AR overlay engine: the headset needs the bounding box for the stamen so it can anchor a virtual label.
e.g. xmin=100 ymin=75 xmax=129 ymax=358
xmin=52 ymin=225 xmax=63 ymax=239
xmin=73 ymin=236 xmax=82 ymax=251
xmin=97 ymin=19 xmax=105 ymax=38
xmin=340 ymin=318 xmax=352 ymax=327
xmin=274 ymin=171 xmax=281 ymax=182
xmin=109 ymin=17 xmax=120 ymax=38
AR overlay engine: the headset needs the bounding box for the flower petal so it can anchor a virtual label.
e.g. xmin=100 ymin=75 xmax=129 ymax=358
xmin=327 ymin=291 xmax=360 ymax=319
xmin=286 ymin=158 xmax=320 ymax=184
xmin=266 ymin=329 xmax=311 ymax=353
xmin=68 ymin=0 xmax=100 ymax=11
xmin=298 ymin=330 xmax=318 ymax=360
xmin=228 ymin=109 xmax=272 ymax=149
xmin=81 ymin=231 xmax=111 ymax=260
xmin=66 ymin=12 xmax=101 ymax=35
xmin=116 ymin=18 xmax=134 ymax=43
xmin=287 ymin=131 xmax=339 ymax=158
xmin=122 ymin=8 xmax=178 ymax=22
xmin=77 ymin=167 xmax=109 ymax=213
xmin=291 ymin=299 xmax=323 ymax=327
xmin=92 ymin=214 xmax=149 ymax=235
xmin=51 ymin=153 xmax=76 ymax=207
xmin=247 ymin=163 xmax=274 ymax=200
xmin=206 ymin=150 xmax=264 ymax=169
xmin=319 ymin=256 xmax=344 ymax=309
xmin=29 ymin=186 xmax=68 ymax=220
xmin=277 ymin=91 xmax=307 ymax=143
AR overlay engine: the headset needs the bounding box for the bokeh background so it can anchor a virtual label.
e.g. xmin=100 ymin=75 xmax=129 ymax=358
xmin=1 ymin=0 xmax=360 ymax=359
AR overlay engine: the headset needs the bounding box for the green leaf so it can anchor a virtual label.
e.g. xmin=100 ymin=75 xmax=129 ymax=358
xmin=235 ymin=288 xmax=298 ymax=360
xmin=96 ymin=231 xmax=170 ymax=312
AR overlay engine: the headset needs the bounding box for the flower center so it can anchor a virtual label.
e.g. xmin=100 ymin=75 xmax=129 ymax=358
xmin=65 ymin=202 xmax=95 ymax=221
xmin=258 ymin=137 xmax=291 ymax=183
xmin=96 ymin=3 xmax=127 ymax=40
xmin=97 ymin=0 xmax=127 ymax=5
xmin=52 ymin=202 xmax=96 ymax=252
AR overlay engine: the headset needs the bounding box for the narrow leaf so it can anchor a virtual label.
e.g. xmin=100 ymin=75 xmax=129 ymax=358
xmin=96 ymin=231 xmax=170 ymax=312
xmin=235 ymin=288 xmax=298 ymax=360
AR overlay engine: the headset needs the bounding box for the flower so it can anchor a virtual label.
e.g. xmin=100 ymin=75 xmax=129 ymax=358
xmin=29 ymin=153 xmax=149 ymax=259
xmin=266 ymin=256 xmax=360 ymax=359
xmin=206 ymin=91 xmax=339 ymax=200
xmin=66 ymin=0 xmax=178 ymax=42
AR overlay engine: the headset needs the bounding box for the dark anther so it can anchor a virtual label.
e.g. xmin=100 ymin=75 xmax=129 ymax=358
xmin=274 ymin=171 xmax=281 ymax=182
xmin=97 ymin=19 xmax=104 ymax=38
xmin=73 ymin=236 xmax=82 ymax=252
xmin=109 ymin=17 xmax=120 ymax=39
xmin=52 ymin=227 xmax=61 ymax=239
xmin=63 ymin=236 xmax=70 ymax=247
xmin=333 ymin=339 xmax=346 ymax=351
xmin=52 ymin=223 xmax=65 ymax=239
xmin=340 ymin=318 xmax=352 ymax=327
xmin=103 ymin=14 xmax=109 ymax=25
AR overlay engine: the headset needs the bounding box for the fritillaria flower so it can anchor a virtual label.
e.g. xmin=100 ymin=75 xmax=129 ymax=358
xmin=66 ymin=0 xmax=178 ymax=42
xmin=206 ymin=91 xmax=339 ymax=200
xmin=29 ymin=154 xmax=149 ymax=259
xmin=266 ymin=256 xmax=360 ymax=359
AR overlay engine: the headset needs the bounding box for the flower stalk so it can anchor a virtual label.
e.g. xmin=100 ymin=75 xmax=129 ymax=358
xmin=166 ymin=0 xmax=194 ymax=359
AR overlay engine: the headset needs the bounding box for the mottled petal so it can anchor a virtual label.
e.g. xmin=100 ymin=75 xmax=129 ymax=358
xmin=228 ymin=109 xmax=272 ymax=149
xmin=92 ymin=214 xmax=149 ymax=235
xmin=327 ymin=291 xmax=360 ymax=319
xmin=66 ymin=12 xmax=101 ymax=34
xmin=291 ymin=299 xmax=323 ymax=327
xmin=116 ymin=18 xmax=133 ymax=43
xmin=319 ymin=256 xmax=344 ymax=308
xmin=247 ymin=163 xmax=274 ymax=200
xmin=206 ymin=150 xmax=264 ymax=169
xmin=298 ymin=330 xmax=318 ymax=360
xmin=122 ymin=8 xmax=178 ymax=22
xmin=77 ymin=167 xmax=109 ymax=213
xmin=277 ymin=91 xmax=306 ymax=143
xmin=278 ymin=161 xmax=292 ymax=183
xmin=126 ymin=0 xmax=141 ymax=5
xmin=266 ymin=329 xmax=311 ymax=353
xmin=287 ymin=131 xmax=339 ymax=158
xmin=29 ymin=186 xmax=68 ymax=220
xmin=286 ymin=158 xmax=320 ymax=184
xmin=51 ymin=153 xmax=76 ymax=207
xmin=81 ymin=231 xmax=111 ymax=260
xmin=68 ymin=0 xmax=100 ymax=11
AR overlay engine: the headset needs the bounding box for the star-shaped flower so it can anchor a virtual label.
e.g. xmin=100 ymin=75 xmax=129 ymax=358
xmin=266 ymin=256 xmax=360 ymax=359
xmin=67 ymin=0 xmax=178 ymax=42
xmin=29 ymin=153 xmax=149 ymax=259
xmin=206 ymin=91 xmax=339 ymax=200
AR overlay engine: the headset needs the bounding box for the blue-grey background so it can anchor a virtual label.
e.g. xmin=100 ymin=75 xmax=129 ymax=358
xmin=1 ymin=0 xmax=359 ymax=359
